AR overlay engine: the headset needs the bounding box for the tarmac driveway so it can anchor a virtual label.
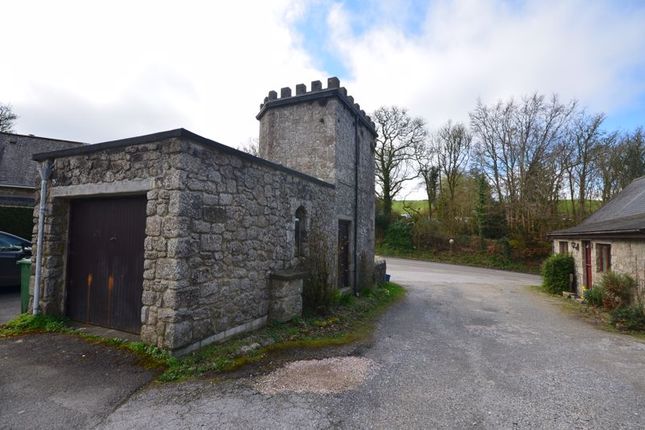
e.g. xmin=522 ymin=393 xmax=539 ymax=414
xmin=100 ymin=258 xmax=645 ymax=429
xmin=0 ymin=287 xmax=20 ymax=324
xmin=3 ymin=258 xmax=645 ymax=429
xmin=0 ymin=333 xmax=155 ymax=429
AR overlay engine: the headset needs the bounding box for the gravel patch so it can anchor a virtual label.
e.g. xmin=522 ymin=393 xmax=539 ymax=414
xmin=254 ymin=356 xmax=378 ymax=395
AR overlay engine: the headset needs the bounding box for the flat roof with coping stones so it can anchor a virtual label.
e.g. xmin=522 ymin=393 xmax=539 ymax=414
xmin=32 ymin=128 xmax=335 ymax=189
xmin=256 ymin=77 xmax=378 ymax=137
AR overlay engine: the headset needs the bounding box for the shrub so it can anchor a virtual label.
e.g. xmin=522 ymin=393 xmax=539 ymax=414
xmin=410 ymin=218 xmax=448 ymax=251
xmin=498 ymin=237 xmax=512 ymax=259
xmin=610 ymin=304 xmax=645 ymax=331
xmin=597 ymin=272 xmax=637 ymax=311
xmin=383 ymin=220 xmax=413 ymax=251
xmin=541 ymin=254 xmax=575 ymax=294
xmin=584 ymin=286 xmax=604 ymax=307
xmin=332 ymin=289 xmax=354 ymax=306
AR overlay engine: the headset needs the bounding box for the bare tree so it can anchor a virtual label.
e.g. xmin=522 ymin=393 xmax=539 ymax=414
xmin=0 ymin=104 xmax=17 ymax=132
xmin=563 ymin=111 xmax=604 ymax=220
xmin=594 ymin=131 xmax=620 ymax=202
xmin=470 ymin=94 xmax=576 ymax=236
xmin=414 ymin=139 xmax=440 ymax=218
xmin=593 ymin=128 xmax=644 ymax=203
xmin=372 ymin=106 xmax=427 ymax=221
xmin=239 ymin=137 xmax=259 ymax=156
xmin=434 ymin=121 xmax=472 ymax=206
xmin=616 ymin=127 xmax=645 ymax=189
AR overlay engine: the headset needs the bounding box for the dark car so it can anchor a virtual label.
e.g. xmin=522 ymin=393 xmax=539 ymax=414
xmin=0 ymin=232 xmax=32 ymax=287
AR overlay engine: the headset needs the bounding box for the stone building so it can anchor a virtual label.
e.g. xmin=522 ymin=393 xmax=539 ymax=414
xmin=0 ymin=132 xmax=83 ymax=237
xmin=0 ymin=132 xmax=83 ymax=208
xmin=258 ymin=76 xmax=377 ymax=290
xmin=29 ymin=78 xmax=376 ymax=354
xmin=549 ymin=176 xmax=645 ymax=294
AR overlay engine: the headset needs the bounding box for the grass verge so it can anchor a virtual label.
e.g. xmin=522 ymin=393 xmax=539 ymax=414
xmin=0 ymin=313 xmax=175 ymax=370
xmin=0 ymin=282 xmax=405 ymax=382
xmin=377 ymin=246 xmax=540 ymax=274
xmin=528 ymin=285 xmax=645 ymax=341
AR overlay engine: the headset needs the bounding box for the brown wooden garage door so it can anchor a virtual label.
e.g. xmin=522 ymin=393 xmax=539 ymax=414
xmin=66 ymin=195 xmax=146 ymax=333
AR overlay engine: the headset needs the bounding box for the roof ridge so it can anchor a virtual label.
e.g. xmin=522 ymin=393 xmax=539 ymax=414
xmin=0 ymin=131 xmax=85 ymax=145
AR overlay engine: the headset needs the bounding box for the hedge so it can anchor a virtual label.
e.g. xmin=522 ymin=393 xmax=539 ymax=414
xmin=0 ymin=206 xmax=33 ymax=239
xmin=542 ymin=254 xmax=575 ymax=294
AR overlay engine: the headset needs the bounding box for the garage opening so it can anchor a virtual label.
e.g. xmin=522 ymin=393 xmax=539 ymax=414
xmin=65 ymin=195 xmax=146 ymax=334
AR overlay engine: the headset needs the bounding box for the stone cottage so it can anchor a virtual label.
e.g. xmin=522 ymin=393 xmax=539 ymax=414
xmin=29 ymin=77 xmax=376 ymax=354
xmin=549 ymin=176 xmax=645 ymax=294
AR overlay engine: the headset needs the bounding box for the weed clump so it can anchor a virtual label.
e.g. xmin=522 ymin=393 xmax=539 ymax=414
xmin=596 ymin=272 xmax=637 ymax=311
xmin=610 ymin=305 xmax=645 ymax=331
xmin=584 ymin=286 xmax=604 ymax=307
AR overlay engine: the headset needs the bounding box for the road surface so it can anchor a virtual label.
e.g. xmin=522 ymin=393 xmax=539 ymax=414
xmin=100 ymin=258 xmax=645 ymax=429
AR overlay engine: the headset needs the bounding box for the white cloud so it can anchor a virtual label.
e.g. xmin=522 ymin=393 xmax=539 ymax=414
xmin=327 ymin=0 xmax=645 ymax=199
xmin=1 ymin=0 xmax=324 ymax=145
xmin=330 ymin=0 xmax=645 ymax=128
xmin=3 ymin=0 xmax=644 ymax=200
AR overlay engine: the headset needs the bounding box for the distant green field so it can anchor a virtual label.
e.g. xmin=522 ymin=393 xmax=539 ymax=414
xmin=391 ymin=199 xmax=603 ymax=215
xmin=557 ymin=199 xmax=602 ymax=214
xmin=392 ymin=200 xmax=428 ymax=214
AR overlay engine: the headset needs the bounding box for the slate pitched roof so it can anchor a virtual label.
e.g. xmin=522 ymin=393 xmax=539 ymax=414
xmin=550 ymin=176 xmax=645 ymax=238
xmin=0 ymin=132 xmax=83 ymax=188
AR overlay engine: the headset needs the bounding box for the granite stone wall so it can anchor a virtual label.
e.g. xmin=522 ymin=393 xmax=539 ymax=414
xmin=163 ymin=140 xmax=335 ymax=353
xmin=258 ymin=79 xmax=376 ymax=290
xmin=31 ymin=138 xmax=182 ymax=336
xmin=553 ymin=239 xmax=645 ymax=295
xmin=259 ymin=99 xmax=337 ymax=184
xmin=31 ymin=135 xmax=336 ymax=353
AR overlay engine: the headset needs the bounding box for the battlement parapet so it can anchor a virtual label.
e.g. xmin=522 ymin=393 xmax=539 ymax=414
xmin=257 ymin=77 xmax=377 ymax=135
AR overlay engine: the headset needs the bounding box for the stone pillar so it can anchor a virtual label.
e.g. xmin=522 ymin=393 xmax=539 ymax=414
xmin=269 ymin=271 xmax=307 ymax=322
xmin=374 ymin=259 xmax=387 ymax=285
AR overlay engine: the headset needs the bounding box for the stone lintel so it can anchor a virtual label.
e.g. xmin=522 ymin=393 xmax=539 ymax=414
xmin=50 ymin=179 xmax=154 ymax=198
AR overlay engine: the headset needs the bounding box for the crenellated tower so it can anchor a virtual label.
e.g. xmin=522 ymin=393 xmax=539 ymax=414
xmin=257 ymin=77 xmax=376 ymax=290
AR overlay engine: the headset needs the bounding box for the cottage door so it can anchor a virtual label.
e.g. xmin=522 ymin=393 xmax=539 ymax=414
xmin=338 ymin=220 xmax=351 ymax=288
xmin=66 ymin=196 xmax=146 ymax=333
xmin=583 ymin=241 xmax=592 ymax=288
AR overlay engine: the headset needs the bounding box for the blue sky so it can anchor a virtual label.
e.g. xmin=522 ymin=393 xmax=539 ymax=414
xmin=295 ymin=0 xmax=431 ymax=80
xmin=294 ymin=0 xmax=645 ymax=133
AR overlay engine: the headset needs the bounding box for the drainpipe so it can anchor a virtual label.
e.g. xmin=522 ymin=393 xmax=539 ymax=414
xmin=353 ymin=115 xmax=360 ymax=294
xmin=33 ymin=160 xmax=53 ymax=315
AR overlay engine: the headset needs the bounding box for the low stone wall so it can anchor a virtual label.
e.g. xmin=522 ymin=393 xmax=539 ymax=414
xmin=374 ymin=259 xmax=387 ymax=285
xmin=269 ymin=271 xmax=307 ymax=322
